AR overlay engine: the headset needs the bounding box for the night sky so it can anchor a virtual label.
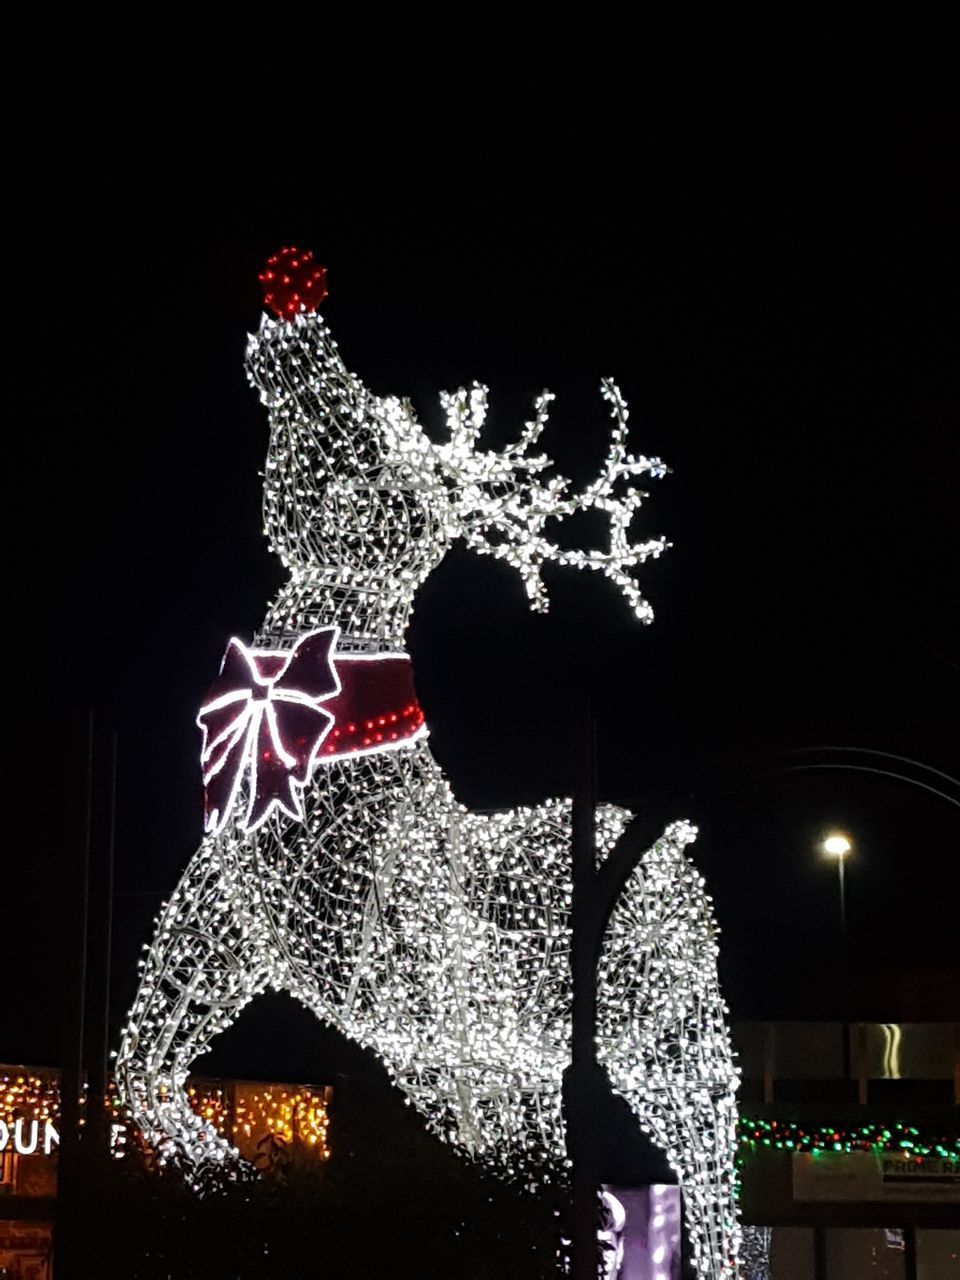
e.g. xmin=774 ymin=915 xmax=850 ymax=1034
xmin=15 ymin=153 xmax=959 ymax=1085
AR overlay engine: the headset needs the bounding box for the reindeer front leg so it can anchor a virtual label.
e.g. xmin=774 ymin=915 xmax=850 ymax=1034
xmin=116 ymin=837 xmax=271 ymax=1169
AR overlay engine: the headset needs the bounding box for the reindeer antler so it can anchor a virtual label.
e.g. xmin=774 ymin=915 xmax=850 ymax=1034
xmin=434 ymin=381 xmax=670 ymax=622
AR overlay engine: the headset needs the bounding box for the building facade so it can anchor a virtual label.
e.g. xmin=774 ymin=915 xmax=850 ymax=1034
xmin=734 ymin=1020 xmax=959 ymax=1279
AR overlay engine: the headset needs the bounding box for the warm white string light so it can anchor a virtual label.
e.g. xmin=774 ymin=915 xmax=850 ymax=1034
xmin=116 ymin=304 xmax=740 ymax=1276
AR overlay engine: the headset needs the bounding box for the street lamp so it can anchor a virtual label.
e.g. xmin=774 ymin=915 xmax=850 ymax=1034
xmin=822 ymin=832 xmax=852 ymax=932
xmin=822 ymin=831 xmax=853 ymax=1083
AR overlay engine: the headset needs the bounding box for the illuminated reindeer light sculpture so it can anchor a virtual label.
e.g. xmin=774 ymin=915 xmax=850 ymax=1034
xmin=117 ymin=251 xmax=740 ymax=1277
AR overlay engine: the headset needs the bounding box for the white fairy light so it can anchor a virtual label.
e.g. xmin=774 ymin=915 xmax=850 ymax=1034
xmin=596 ymin=821 xmax=741 ymax=1278
xmin=116 ymin=304 xmax=740 ymax=1277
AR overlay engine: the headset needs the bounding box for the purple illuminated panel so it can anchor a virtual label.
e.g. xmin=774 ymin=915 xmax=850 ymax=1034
xmin=599 ymin=1184 xmax=682 ymax=1280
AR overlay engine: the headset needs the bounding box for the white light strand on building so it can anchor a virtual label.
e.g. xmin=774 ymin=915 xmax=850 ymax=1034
xmin=116 ymin=302 xmax=740 ymax=1277
xmin=738 ymin=1226 xmax=772 ymax=1279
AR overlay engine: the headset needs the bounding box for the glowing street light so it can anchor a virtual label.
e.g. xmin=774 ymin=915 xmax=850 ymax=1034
xmin=822 ymin=832 xmax=853 ymax=931
xmin=823 ymin=834 xmax=852 ymax=858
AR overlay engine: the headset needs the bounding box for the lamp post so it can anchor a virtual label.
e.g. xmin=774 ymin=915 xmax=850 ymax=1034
xmin=566 ymin=715 xmax=690 ymax=1280
xmin=567 ymin=708 xmax=600 ymax=1280
xmin=822 ymin=832 xmax=853 ymax=1082
xmin=822 ymin=832 xmax=852 ymax=935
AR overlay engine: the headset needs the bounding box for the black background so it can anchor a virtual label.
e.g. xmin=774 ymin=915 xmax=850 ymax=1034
xmin=12 ymin=135 xmax=959 ymax=1086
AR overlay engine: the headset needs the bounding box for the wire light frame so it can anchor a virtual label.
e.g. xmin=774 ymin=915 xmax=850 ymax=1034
xmin=116 ymin=299 xmax=741 ymax=1277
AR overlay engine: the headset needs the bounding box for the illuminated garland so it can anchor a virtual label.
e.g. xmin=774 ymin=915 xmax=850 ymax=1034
xmin=116 ymin=261 xmax=741 ymax=1278
xmin=737 ymin=1118 xmax=959 ymax=1160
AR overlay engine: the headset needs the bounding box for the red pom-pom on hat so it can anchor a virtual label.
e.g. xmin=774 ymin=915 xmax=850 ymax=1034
xmin=259 ymin=247 xmax=328 ymax=320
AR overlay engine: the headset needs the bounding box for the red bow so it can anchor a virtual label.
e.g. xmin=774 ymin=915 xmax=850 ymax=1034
xmin=197 ymin=629 xmax=339 ymax=835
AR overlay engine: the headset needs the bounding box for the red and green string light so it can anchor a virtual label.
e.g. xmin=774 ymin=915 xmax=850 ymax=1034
xmin=737 ymin=1118 xmax=959 ymax=1161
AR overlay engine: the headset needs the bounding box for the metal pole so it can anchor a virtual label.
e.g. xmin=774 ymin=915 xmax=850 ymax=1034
xmin=54 ymin=712 xmax=93 ymax=1276
xmin=839 ymin=853 xmax=850 ymax=1082
xmin=813 ymin=1224 xmax=827 ymax=1280
xmin=85 ymin=732 xmax=117 ymax=1159
xmin=569 ymin=703 xmax=598 ymax=1280
xmin=904 ymin=1226 xmax=918 ymax=1280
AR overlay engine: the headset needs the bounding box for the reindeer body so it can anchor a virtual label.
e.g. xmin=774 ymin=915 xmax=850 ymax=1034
xmin=117 ymin=308 xmax=740 ymax=1277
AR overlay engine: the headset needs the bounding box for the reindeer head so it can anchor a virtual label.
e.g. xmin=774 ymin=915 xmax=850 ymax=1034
xmin=246 ymin=261 xmax=670 ymax=628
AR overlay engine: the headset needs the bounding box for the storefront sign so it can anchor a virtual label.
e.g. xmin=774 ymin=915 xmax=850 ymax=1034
xmin=793 ymin=1151 xmax=960 ymax=1203
xmin=0 ymin=1117 xmax=59 ymax=1156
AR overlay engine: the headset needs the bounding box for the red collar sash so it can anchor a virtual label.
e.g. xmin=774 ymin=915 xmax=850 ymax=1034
xmin=197 ymin=628 xmax=424 ymax=836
